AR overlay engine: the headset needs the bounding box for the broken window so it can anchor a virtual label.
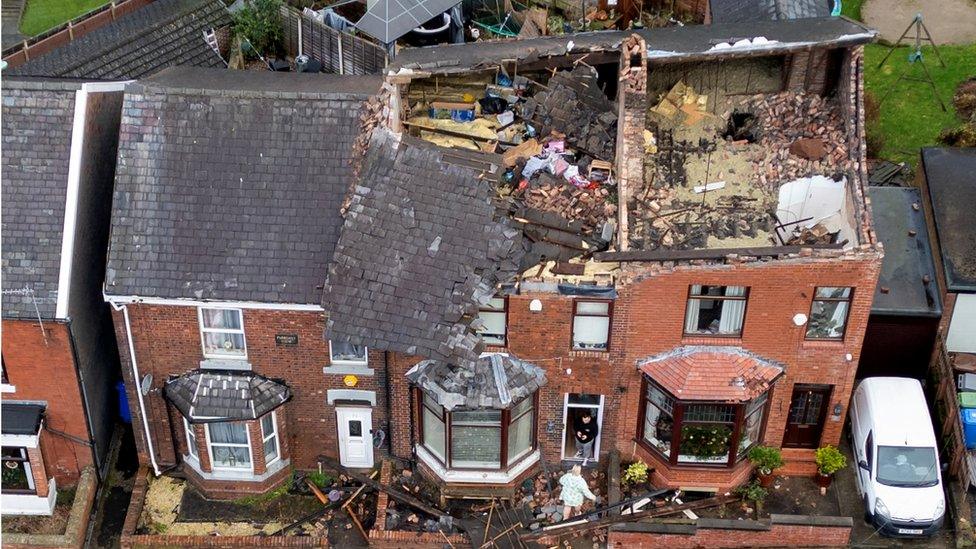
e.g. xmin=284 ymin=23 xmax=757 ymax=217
xmin=806 ymin=287 xmax=852 ymax=340
xmin=683 ymin=285 xmax=748 ymax=337
xmin=478 ymin=297 xmax=507 ymax=346
xmin=199 ymin=308 xmax=247 ymax=359
xmin=572 ymin=300 xmax=612 ymax=350
xmin=330 ymin=340 xmax=368 ymax=365
xmin=738 ymin=393 xmax=768 ymax=455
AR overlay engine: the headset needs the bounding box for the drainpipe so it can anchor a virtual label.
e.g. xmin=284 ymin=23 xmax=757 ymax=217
xmin=112 ymin=301 xmax=161 ymax=476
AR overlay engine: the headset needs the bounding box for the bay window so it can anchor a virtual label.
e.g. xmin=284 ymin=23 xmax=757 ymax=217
xmin=478 ymin=297 xmax=507 ymax=346
xmin=450 ymin=410 xmax=502 ymax=468
xmin=639 ymin=378 xmax=770 ymax=467
xmin=572 ymin=300 xmax=612 ymax=350
xmin=684 ymin=285 xmax=748 ymax=337
xmin=207 ymin=422 xmax=251 ymax=470
xmin=806 ymin=287 xmax=853 ymax=340
xmin=262 ymin=413 xmax=279 ymax=465
xmin=199 ymin=308 xmax=246 ymax=358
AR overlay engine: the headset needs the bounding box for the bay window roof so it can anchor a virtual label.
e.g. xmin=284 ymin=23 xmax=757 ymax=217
xmin=637 ymin=346 xmax=784 ymax=401
xmin=1 ymin=403 xmax=45 ymax=435
xmin=164 ymin=370 xmax=291 ymax=423
xmin=407 ymin=353 xmax=547 ymax=410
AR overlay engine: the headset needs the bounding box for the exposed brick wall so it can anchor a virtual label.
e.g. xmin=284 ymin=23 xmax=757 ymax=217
xmin=113 ymin=304 xmax=389 ymax=492
xmin=1 ymin=319 xmax=93 ymax=486
xmin=607 ymin=520 xmax=852 ymax=548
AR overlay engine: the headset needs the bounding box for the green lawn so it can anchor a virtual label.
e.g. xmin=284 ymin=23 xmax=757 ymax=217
xmin=840 ymin=0 xmax=864 ymax=21
xmin=19 ymin=0 xmax=110 ymax=37
xmin=862 ymin=42 xmax=976 ymax=165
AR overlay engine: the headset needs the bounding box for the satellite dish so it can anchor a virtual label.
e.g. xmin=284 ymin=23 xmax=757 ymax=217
xmin=140 ymin=374 xmax=153 ymax=396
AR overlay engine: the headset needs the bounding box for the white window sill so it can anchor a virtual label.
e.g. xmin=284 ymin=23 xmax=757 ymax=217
xmin=1 ymin=478 xmax=56 ymax=516
xmin=200 ymin=359 xmax=252 ymax=371
xmin=416 ymin=445 xmax=540 ymax=484
xmin=0 ymin=384 xmax=16 ymax=394
xmin=183 ymin=453 xmax=289 ymax=482
xmin=323 ymin=363 xmax=374 ymax=376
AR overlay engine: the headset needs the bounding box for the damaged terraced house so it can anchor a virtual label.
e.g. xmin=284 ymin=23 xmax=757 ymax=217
xmin=106 ymin=14 xmax=882 ymax=512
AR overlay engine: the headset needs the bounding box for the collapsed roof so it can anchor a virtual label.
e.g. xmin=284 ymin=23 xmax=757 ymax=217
xmin=322 ymin=130 xmax=524 ymax=367
xmin=407 ymin=353 xmax=548 ymax=410
xmin=5 ymin=0 xmax=230 ymax=79
xmin=105 ymin=67 xmax=382 ymax=304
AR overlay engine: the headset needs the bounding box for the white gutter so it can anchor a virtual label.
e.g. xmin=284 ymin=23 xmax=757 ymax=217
xmin=114 ymin=301 xmax=160 ymax=476
xmin=104 ymin=293 xmax=324 ymax=311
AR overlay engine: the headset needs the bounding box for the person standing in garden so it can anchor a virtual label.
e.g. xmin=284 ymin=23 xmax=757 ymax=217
xmin=559 ymin=464 xmax=598 ymax=520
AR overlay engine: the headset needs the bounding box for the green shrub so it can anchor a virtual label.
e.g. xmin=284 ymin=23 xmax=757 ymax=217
xmin=233 ymin=0 xmax=283 ymax=57
xmin=306 ymin=471 xmax=334 ymax=489
xmin=622 ymin=460 xmax=649 ymax=486
xmin=815 ymin=445 xmax=847 ymax=475
xmin=734 ymin=480 xmax=768 ymax=503
xmin=747 ymin=445 xmax=784 ymax=474
xmin=679 ymin=424 xmax=732 ymax=459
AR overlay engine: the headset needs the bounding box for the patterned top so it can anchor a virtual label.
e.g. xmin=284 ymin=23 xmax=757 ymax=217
xmin=558 ymin=472 xmax=597 ymax=507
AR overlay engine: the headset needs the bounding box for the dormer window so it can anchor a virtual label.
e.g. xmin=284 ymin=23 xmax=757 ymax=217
xmin=199 ymin=308 xmax=246 ymax=359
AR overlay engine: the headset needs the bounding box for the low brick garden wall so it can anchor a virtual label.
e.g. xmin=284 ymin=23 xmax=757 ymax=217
xmin=607 ymin=514 xmax=853 ymax=548
xmin=368 ymin=461 xmax=468 ymax=549
xmin=4 ymin=466 xmax=98 ymax=549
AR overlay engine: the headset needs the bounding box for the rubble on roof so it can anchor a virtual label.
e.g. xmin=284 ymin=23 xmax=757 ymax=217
xmin=406 ymin=353 xmax=547 ymax=410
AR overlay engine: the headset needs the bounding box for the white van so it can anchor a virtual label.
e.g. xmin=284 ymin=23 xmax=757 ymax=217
xmin=849 ymin=377 xmax=945 ymax=536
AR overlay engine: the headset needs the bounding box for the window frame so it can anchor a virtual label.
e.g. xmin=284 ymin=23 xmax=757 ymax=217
xmin=805 ymin=286 xmax=854 ymax=341
xmin=183 ymin=418 xmax=199 ymax=460
xmin=637 ymin=378 xmax=770 ymax=468
xmin=0 ymin=446 xmax=35 ymax=494
xmin=571 ymin=299 xmax=613 ymax=351
xmin=328 ymin=340 xmax=369 ymax=366
xmin=198 ymin=307 xmax=248 ymax=359
xmin=261 ymin=412 xmax=281 ymax=466
xmin=205 ymin=421 xmax=253 ymax=472
xmin=682 ymin=285 xmax=750 ymax=338
xmin=478 ymin=296 xmax=509 ymax=347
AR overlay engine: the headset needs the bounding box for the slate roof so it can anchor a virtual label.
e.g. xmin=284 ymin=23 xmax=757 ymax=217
xmin=709 ymin=0 xmax=832 ymax=25
xmin=1 ymin=79 xmax=79 ymax=319
xmin=322 ymin=130 xmax=525 ymax=367
xmin=868 ymin=186 xmax=941 ymax=317
xmin=1 ymin=402 xmax=45 ymax=435
xmin=6 ymin=0 xmax=230 ymax=80
xmin=638 ymin=346 xmax=785 ymax=401
xmin=164 ymin=370 xmax=291 ymax=422
xmin=389 ymin=17 xmax=875 ymax=72
xmin=356 ymin=0 xmax=459 ymax=45
xmin=105 ymin=67 xmax=382 ymax=304
xmin=407 ymin=353 xmax=547 ymax=410
xmin=921 ymin=147 xmax=976 ymax=293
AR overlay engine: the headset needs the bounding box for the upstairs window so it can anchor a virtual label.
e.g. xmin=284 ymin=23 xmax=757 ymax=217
xmin=684 ymin=285 xmax=748 ymax=337
xmin=572 ymin=300 xmax=612 ymax=350
xmin=199 ymin=308 xmax=246 ymax=359
xmin=478 ymin=297 xmax=508 ymax=346
xmin=329 ymin=341 xmax=368 ymax=365
xmin=806 ymin=287 xmax=853 ymax=340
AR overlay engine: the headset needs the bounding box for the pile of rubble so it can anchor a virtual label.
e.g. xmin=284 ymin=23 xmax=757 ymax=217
xmin=519 ymin=467 xmax=605 ymax=526
xmin=747 ymin=92 xmax=853 ymax=186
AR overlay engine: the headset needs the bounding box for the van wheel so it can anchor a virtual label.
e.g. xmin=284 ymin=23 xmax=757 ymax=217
xmin=863 ymin=495 xmax=872 ymax=523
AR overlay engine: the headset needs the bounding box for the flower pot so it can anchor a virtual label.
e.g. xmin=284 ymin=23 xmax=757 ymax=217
xmin=815 ymin=472 xmax=833 ymax=489
xmin=757 ymin=470 xmax=775 ymax=488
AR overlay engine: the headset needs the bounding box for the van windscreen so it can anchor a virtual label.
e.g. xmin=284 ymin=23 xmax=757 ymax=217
xmin=876 ymin=446 xmax=939 ymax=487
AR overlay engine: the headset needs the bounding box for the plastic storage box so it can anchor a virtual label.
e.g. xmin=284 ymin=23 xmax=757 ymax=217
xmin=960 ymin=373 xmax=976 ymax=392
xmin=960 ymin=392 xmax=976 ymax=409
xmin=962 ymin=409 xmax=976 ymax=449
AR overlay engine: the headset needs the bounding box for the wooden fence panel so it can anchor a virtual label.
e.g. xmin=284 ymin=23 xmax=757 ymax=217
xmin=279 ymin=5 xmax=386 ymax=75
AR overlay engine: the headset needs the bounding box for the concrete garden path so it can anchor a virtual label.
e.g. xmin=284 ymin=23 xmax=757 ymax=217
xmin=863 ymin=0 xmax=976 ymax=45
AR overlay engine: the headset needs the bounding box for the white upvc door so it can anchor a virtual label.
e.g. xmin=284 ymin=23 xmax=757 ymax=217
xmin=336 ymin=407 xmax=374 ymax=468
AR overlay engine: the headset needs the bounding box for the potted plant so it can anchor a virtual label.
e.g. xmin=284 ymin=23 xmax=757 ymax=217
xmin=814 ymin=445 xmax=847 ymax=492
xmin=747 ymin=445 xmax=784 ymax=487
xmin=622 ymin=460 xmax=650 ymax=488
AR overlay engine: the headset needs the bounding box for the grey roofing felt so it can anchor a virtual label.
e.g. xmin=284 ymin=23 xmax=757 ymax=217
xmin=407 ymin=353 xmax=548 ymax=410
xmin=1 ymin=402 xmax=45 ymax=435
xmin=322 ymin=130 xmax=525 ymax=367
xmin=921 ymin=147 xmax=976 ymax=293
xmin=6 ymin=0 xmax=230 ymax=79
xmin=389 ymin=16 xmax=875 ymax=72
xmin=164 ymin=370 xmax=291 ymax=422
xmin=355 ymin=0 xmax=459 ymax=45
xmin=709 ymin=0 xmax=832 ymax=25
xmin=868 ymin=186 xmax=941 ymax=317
xmin=1 ymin=79 xmax=79 ymax=319
xmin=105 ymin=67 xmax=382 ymax=304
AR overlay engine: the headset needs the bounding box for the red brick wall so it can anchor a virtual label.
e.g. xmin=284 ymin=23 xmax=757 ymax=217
xmin=1 ymin=319 xmax=93 ymax=485
xmin=113 ymin=304 xmax=389 ymax=479
xmin=607 ymin=521 xmax=852 ymax=548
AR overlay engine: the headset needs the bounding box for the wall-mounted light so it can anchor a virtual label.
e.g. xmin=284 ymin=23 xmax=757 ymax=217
xmin=845 ymin=353 xmax=853 ymax=362
xmin=792 ymin=313 xmax=808 ymax=326
xmin=529 ymin=299 xmax=543 ymax=312
xmin=833 ymin=403 xmax=843 ymax=416
xmin=565 ymin=368 xmax=573 ymax=375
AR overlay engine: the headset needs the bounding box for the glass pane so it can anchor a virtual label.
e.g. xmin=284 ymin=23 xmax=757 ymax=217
xmin=677 ymin=423 xmax=732 ymax=464
xmin=507 ymin=410 xmax=534 ymax=462
xmin=568 ymin=394 xmax=601 ymax=406
xmin=572 ymin=316 xmax=610 ymax=349
xmin=807 ymin=300 xmax=849 ymax=339
xmin=202 ymin=309 xmax=242 ymax=330
xmin=203 ymin=332 xmax=246 ymax=356
xmin=209 ymin=422 xmax=248 ymax=444
xmin=643 ymin=402 xmax=673 ymax=457
xmin=451 ymin=426 xmax=501 ymax=468
xmin=576 ymin=301 xmax=610 ymax=315
xmin=683 ymin=404 xmax=736 ymax=423
xmin=451 ymin=410 xmax=502 ymax=425
xmin=422 ymin=405 xmax=446 ymax=460
xmin=484 ymin=297 xmax=505 ymax=311
xmin=815 ymin=287 xmax=852 ymax=299
xmin=876 ymin=446 xmax=939 ymax=487
xmin=0 ymin=447 xmax=25 ymax=460
xmin=1 ymin=458 xmax=32 ymax=491
xmin=686 ymin=298 xmax=744 ymax=335
xmin=331 ymin=341 xmax=367 ymax=362
xmin=511 ymin=396 xmax=533 ymax=419
xmin=738 ymin=406 xmax=765 ymax=454
xmin=478 ymin=310 xmax=506 ymax=345
xmin=185 ymin=423 xmax=199 ymax=458
xmin=261 ymin=415 xmax=275 ymax=437
xmin=264 ymin=437 xmax=278 ymax=462
xmin=647 ymin=385 xmax=674 ymax=414
xmin=349 ymin=420 xmax=363 ymax=437
xmin=211 ymin=445 xmax=251 ymax=468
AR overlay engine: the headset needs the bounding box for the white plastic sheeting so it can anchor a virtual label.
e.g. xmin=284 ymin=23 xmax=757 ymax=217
xmin=775 ymin=175 xmax=856 ymax=246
